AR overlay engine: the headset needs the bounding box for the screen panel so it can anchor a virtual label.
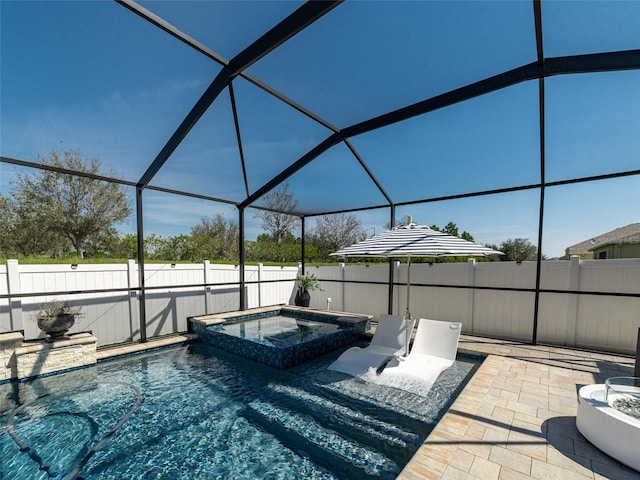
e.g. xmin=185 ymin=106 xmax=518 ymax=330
xmin=0 ymin=1 xmax=219 ymax=181
xmin=248 ymin=1 xmax=536 ymax=127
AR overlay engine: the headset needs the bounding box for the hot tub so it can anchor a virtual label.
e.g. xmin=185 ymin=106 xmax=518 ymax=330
xmin=190 ymin=306 xmax=371 ymax=369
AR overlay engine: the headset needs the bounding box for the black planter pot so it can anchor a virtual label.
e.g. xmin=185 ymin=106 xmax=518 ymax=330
xmin=37 ymin=314 xmax=75 ymax=339
xmin=295 ymin=290 xmax=311 ymax=307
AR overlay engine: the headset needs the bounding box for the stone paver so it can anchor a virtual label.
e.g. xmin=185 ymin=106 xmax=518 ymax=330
xmin=398 ymin=335 xmax=637 ymax=480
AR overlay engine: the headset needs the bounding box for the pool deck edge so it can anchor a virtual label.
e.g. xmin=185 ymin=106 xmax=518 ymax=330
xmin=96 ymin=333 xmax=199 ymax=361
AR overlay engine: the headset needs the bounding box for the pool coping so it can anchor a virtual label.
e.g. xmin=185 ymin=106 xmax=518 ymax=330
xmin=96 ymin=333 xmax=198 ymax=362
xmin=190 ymin=305 xmax=372 ymax=326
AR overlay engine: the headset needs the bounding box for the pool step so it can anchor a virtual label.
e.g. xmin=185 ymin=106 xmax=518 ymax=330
xmin=182 ymin=343 xmax=432 ymax=477
xmin=267 ymin=384 xmax=419 ymax=448
xmin=247 ymin=398 xmax=399 ymax=479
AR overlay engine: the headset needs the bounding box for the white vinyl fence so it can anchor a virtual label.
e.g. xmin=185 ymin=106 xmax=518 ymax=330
xmin=1 ymin=258 xmax=639 ymax=354
xmin=0 ymin=260 xmax=298 ymax=346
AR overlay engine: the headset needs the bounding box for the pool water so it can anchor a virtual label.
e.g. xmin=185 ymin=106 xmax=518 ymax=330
xmin=217 ymin=316 xmax=341 ymax=348
xmin=1 ymin=342 xmax=480 ymax=480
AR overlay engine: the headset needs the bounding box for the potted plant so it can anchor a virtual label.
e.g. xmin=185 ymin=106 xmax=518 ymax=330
xmin=294 ymin=273 xmax=323 ymax=307
xmin=34 ymin=300 xmax=82 ymax=340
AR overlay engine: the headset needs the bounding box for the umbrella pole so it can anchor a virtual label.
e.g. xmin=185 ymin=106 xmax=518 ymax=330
xmin=405 ymin=256 xmax=411 ymax=356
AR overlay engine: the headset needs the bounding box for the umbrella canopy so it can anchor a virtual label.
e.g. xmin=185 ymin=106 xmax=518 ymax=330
xmin=331 ymin=219 xmax=503 ymax=355
xmin=331 ymin=222 xmax=503 ymax=259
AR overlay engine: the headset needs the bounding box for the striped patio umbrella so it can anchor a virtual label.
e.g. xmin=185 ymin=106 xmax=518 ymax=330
xmin=331 ymin=218 xmax=503 ymax=354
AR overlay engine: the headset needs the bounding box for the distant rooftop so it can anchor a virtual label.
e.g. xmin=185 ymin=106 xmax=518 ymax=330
xmin=566 ymin=223 xmax=640 ymax=256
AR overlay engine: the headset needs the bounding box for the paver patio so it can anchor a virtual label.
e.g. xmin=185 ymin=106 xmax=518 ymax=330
xmin=399 ymin=335 xmax=638 ymax=480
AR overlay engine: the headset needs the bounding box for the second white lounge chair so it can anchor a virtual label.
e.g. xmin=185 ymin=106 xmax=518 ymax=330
xmin=328 ymin=313 xmax=415 ymax=377
xmin=379 ymin=318 xmax=462 ymax=385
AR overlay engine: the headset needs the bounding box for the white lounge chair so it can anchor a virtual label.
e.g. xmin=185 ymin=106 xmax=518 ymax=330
xmin=328 ymin=314 xmax=415 ymax=377
xmin=379 ymin=318 xmax=462 ymax=385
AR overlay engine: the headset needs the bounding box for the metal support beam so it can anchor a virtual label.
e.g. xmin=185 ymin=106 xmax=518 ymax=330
xmin=532 ymin=4 xmax=544 ymax=340
xmin=239 ymin=206 xmax=246 ymax=311
xmin=229 ymin=82 xmax=250 ymax=198
xmin=242 ymin=72 xmax=339 ymax=133
xmin=387 ymin=207 xmax=396 ymax=315
xmin=243 ymin=49 xmax=640 ymax=213
xmin=138 ymin=73 xmax=232 ymax=188
xmin=136 ymin=187 xmax=147 ymax=343
xmin=301 ymin=217 xmax=306 ymax=275
xmin=533 ymin=0 xmax=544 ymax=63
xmin=532 ymin=76 xmax=546 ymax=345
xmin=230 ymin=1 xmax=342 ymax=73
xmin=137 ymin=0 xmax=342 ymax=188
xmin=119 ymin=0 xmax=339 ymax=136
xmin=343 ymin=50 xmax=640 ymax=139
xmin=241 ymin=133 xmax=342 ymax=208
xmin=344 ymin=139 xmax=393 ymax=205
xmin=1 ymin=156 xmax=137 ymax=187
xmin=117 ymin=0 xmax=228 ymax=66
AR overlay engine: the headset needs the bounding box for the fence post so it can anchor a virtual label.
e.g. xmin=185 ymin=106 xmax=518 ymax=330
xmin=340 ymin=263 xmax=345 ymax=311
xmin=127 ymin=260 xmax=141 ymax=342
xmin=467 ymin=258 xmax=475 ymax=334
xmin=566 ymin=255 xmax=581 ymax=347
xmin=394 ymin=261 xmax=400 ymax=317
xmin=258 ymin=263 xmax=263 ymax=308
xmin=7 ymin=259 xmax=23 ymax=332
xmin=203 ymin=260 xmax=211 ymax=314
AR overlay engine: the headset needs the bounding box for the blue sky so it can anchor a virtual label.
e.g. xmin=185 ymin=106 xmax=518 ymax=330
xmin=1 ymin=1 xmax=639 ymax=258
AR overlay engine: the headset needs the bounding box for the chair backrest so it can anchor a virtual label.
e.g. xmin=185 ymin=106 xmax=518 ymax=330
xmin=410 ymin=318 xmax=462 ymax=361
xmin=370 ymin=314 xmax=415 ymax=350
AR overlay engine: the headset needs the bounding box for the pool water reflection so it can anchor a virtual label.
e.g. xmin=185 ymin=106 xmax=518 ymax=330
xmin=1 ymin=343 xmax=480 ymax=480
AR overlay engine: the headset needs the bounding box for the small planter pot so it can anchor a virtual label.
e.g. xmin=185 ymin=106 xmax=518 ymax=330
xmin=295 ymin=290 xmax=311 ymax=307
xmin=37 ymin=314 xmax=75 ymax=340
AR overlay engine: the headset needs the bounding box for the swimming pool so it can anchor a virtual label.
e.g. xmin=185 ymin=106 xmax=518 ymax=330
xmin=1 ymin=342 xmax=480 ymax=479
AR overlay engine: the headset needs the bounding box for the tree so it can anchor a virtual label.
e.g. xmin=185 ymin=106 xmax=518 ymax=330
xmin=246 ymin=238 xmax=301 ymax=263
xmin=252 ymin=183 xmax=300 ymax=244
xmin=460 ymin=231 xmax=474 ymax=242
xmin=494 ymin=238 xmax=539 ymax=262
xmin=442 ymin=221 xmax=459 ymax=237
xmin=429 ymin=222 xmax=474 ymax=242
xmin=143 ymin=233 xmax=166 ymax=259
xmin=1 ymin=150 xmax=131 ymax=258
xmin=308 ymin=213 xmax=366 ymax=260
xmin=191 ymin=214 xmax=239 ymax=261
xmin=0 ymin=192 xmax=68 ymax=256
xmin=107 ymin=233 xmax=139 ymax=259
xmin=154 ymin=234 xmax=199 ymax=262
xmin=83 ymin=226 xmax=122 ymax=258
